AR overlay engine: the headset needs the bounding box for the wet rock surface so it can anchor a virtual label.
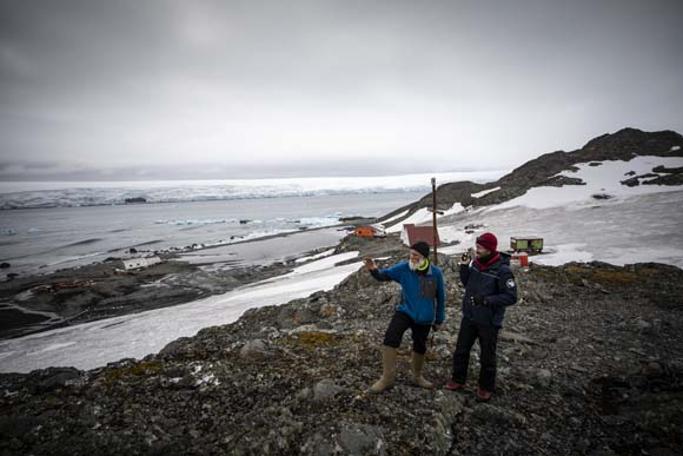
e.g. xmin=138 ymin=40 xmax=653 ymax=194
xmin=1 ymin=255 xmax=682 ymax=455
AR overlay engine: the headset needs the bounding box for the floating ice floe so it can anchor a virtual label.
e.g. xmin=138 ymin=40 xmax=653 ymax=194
xmin=154 ymin=219 xmax=231 ymax=226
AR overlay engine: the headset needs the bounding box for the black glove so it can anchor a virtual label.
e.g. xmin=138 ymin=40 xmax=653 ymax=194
xmin=471 ymin=295 xmax=487 ymax=306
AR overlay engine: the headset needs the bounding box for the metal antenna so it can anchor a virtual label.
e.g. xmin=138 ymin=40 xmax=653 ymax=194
xmin=431 ymin=177 xmax=438 ymax=265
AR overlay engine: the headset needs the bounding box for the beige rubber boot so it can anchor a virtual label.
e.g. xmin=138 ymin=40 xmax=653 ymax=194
xmin=369 ymin=346 xmax=397 ymax=393
xmin=411 ymin=352 xmax=434 ymax=389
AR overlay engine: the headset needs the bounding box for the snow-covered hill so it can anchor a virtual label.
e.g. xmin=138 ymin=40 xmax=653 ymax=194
xmin=492 ymin=155 xmax=683 ymax=210
xmin=380 ymin=129 xmax=683 ymax=268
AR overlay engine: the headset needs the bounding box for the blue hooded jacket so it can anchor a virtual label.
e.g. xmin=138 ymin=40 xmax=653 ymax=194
xmin=371 ymin=261 xmax=446 ymax=325
xmin=460 ymin=252 xmax=517 ymax=327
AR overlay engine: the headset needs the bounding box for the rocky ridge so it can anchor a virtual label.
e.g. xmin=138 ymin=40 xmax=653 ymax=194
xmin=379 ymin=128 xmax=683 ymax=224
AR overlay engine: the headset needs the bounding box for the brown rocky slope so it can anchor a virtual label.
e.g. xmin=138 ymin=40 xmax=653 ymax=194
xmin=2 ymin=239 xmax=682 ymax=455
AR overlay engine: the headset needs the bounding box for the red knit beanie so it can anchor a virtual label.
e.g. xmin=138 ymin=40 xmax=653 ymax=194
xmin=476 ymin=232 xmax=498 ymax=252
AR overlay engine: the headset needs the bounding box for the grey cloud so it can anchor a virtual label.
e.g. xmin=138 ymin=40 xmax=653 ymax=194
xmin=1 ymin=0 xmax=682 ymax=180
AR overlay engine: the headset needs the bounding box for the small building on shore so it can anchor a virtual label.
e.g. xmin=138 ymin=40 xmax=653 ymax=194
xmin=353 ymin=225 xmax=386 ymax=239
xmin=400 ymin=224 xmax=440 ymax=247
xmin=121 ymin=256 xmax=162 ymax=271
xmin=510 ymin=237 xmax=544 ymax=253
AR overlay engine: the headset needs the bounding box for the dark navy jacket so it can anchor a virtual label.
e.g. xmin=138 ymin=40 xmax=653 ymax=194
xmin=371 ymin=261 xmax=446 ymax=325
xmin=460 ymin=253 xmax=517 ymax=327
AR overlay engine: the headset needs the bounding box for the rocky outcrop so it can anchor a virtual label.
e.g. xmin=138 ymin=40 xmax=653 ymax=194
xmin=576 ymin=128 xmax=683 ymax=161
xmin=2 ymin=256 xmax=682 ymax=455
xmin=620 ymin=164 xmax=683 ymax=187
xmin=124 ymin=197 xmax=147 ymax=204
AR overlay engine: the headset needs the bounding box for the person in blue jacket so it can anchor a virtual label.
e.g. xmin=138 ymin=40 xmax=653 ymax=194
xmin=445 ymin=232 xmax=517 ymax=401
xmin=364 ymin=241 xmax=446 ymax=393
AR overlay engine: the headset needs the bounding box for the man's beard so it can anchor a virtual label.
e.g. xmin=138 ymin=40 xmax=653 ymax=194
xmin=477 ymin=251 xmax=492 ymax=263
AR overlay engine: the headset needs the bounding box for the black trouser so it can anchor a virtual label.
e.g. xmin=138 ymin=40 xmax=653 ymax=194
xmin=383 ymin=311 xmax=432 ymax=354
xmin=452 ymin=317 xmax=500 ymax=391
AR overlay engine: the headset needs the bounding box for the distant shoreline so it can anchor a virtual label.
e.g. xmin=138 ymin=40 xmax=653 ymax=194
xmin=0 ymin=221 xmax=370 ymax=340
xmin=0 ymin=170 xmax=506 ymax=210
xmin=0 ymin=190 xmax=423 ymax=211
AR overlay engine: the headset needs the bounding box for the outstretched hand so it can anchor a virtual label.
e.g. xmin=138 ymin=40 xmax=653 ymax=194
xmin=459 ymin=248 xmax=474 ymax=265
xmin=364 ymin=257 xmax=377 ymax=271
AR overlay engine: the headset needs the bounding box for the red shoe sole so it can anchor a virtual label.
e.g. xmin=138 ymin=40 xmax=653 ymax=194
xmin=444 ymin=382 xmax=466 ymax=391
xmin=476 ymin=389 xmax=493 ymax=401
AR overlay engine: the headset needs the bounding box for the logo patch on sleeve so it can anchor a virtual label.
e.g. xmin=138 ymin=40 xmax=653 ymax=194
xmin=506 ymin=278 xmax=516 ymax=289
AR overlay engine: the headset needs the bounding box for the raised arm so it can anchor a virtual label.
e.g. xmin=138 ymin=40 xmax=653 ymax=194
xmin=366 ymin=257 xmax=405 ymax=283
xmin=458 ymin=250 xmax=473 ymax=286
xmin=459 ymin=263 xmax=471 ymax=286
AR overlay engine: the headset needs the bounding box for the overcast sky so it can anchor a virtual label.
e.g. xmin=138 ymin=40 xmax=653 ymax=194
xmin=1 ymin=0 xmax=682 ymax=180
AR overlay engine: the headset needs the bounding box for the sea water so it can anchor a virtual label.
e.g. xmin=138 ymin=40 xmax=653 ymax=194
xmin=0 ymin=171 xmax=505 ymax=276
xmin=0 ymin=192 xmax=426 ymax=276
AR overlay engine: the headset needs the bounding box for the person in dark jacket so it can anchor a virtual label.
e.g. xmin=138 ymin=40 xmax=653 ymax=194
xmin=445 ymin=232 xmax=517 ymax=401
xmin=364 ymin=241 xmax=446 ymax=393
